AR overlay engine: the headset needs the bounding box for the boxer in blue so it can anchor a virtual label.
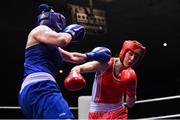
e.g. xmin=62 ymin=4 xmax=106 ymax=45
xmin=18 ymin=4 xmax=111 ymax=119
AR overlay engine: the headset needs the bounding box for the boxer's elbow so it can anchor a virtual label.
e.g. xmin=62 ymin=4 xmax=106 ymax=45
xmin=57 ymin=35 xmax=71 ymax=47
xmin=126 ymin=96 xmax=136 ymax=108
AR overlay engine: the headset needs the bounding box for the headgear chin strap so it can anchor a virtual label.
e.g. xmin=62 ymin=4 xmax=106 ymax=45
xmin=36 ymin=4 xmax=66 ymax=32
xmin=119 ymin=40 xmax=146 ymax=65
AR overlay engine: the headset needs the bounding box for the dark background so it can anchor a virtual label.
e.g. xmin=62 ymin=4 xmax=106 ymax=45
xmin=0 ymin=0 xmax=180 ymax=119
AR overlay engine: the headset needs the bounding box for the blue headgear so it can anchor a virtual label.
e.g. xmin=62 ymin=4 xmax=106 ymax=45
xmin=37 ymin=4 xmax=66 ymax=32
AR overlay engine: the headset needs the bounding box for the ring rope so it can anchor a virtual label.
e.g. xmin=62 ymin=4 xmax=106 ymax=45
xmin=0 ymin=95 xmax=180 ymax=110
xmin=135 ymin=94 xmax=180 ymax=104
xmin=137 ymin=113 xmax=180 ymax=119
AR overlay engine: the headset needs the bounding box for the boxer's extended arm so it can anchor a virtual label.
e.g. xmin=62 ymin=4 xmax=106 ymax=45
xmin=60 ymin=47 xmax=111 ymax=64
xmin=71 ymin=61 xmax=106 ymax=73
xmin=59 ymin=48 xmax=87 ymax=63
xmin=64 ymin=61 xmax=108 ymax=91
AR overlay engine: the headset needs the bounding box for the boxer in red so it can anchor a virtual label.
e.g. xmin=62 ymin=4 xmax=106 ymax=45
xmin=64 ymin=40 xmax=146 ymax=119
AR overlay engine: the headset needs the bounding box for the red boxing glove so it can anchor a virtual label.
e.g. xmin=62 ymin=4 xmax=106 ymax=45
xmin=64 ymin=70 xmax=86 ymax=91
xmin=119 ymin=68 xmax=137 ymax=97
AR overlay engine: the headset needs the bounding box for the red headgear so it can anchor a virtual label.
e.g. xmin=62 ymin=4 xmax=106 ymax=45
xmin=119 ymin=40 xmax=146 ymax=63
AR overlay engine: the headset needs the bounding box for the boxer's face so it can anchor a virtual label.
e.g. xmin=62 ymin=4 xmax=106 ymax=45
xmin=123 ymin=50 xmax=140 ymax=67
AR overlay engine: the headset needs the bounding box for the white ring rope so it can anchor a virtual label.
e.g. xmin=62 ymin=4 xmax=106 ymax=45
xmin=135 ymin=94 xmax=180 ymax=104
xmin=0 ymin=95 xmax=180 ymax=110
xmin=1 ymin=95 xmax=180 ymax=119
xmin=137 ymin=114 xmax=180 ymax=120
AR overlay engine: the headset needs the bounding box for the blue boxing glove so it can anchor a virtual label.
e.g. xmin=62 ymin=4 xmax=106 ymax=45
xmin=86 ymin=47 xmax=112 ymax=63
xmin=63 ymin=24 xmax=85 ymax=43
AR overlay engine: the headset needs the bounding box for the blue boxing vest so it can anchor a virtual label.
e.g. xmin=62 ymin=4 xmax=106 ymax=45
xmin=23 ymin=43 xmax=62 ymax=79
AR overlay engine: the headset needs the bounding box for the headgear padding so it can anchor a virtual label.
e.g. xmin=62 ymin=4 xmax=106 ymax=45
xmin=37 ymin=4 xmax=66 ymax=32
xmin=119 ymin=40 xmax=146 ymax=62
